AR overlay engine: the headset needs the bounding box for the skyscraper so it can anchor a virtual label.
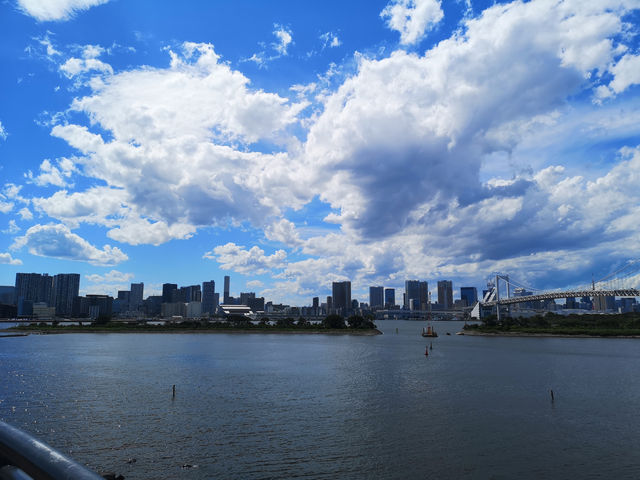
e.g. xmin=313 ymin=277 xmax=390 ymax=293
xmin=384 ymin=288 xmax=395 ymax=308
xmin=117 ymin=290 xmax=130 ymax=312
xmin=181 ymin=285 xmax=201 ymax=302
xmin=332 ymin=281 xmax=351 ymax=314
xmin=202 ymin=280 xmax=216 ymax=315
xmin=15 ymin=273 xmax=53 ymax=315
xmin=162 ymin=283 xmax=177 ymax=303
xmin=405 ymin=280 xmax=428 ymax=310
xmin=53 ymin=273 xmax=80 ymax=316
xmin=240 ymin=292 xmax=255 ymax=305
xmin=438 ymin=280 xmax=453 ymax=310
xmin=223 ymin=275 xmax=230 ymax=304
xmin=130 ymin=282 xmax=144 ymax=311
xmin=369 ymin=286 xmax=384 ymax=309
xmin=460 ymin=287 xmax=478 ymax=307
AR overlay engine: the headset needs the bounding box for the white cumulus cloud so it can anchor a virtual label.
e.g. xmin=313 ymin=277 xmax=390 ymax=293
xmin=381 ymin=0 xmax=444 ymax=45
xmin=27 ymin=158 xmax=77 ymax=187
xmin=37 ymin=42 xmax=308 ymax=245
xmin=204 ymin=243 xmax=287 ymax=275
xmin=0 ymin=252 xmax=22 ymax=265
xmin=305 ymin=0 xmax=639 ymax=242
xmin=85 ymin=269 xmax=134 ymax=283
xmin=12 ymin=223 xmax=128 ymax=265
xmin=17 ymin=0 xmax=110 ymax=21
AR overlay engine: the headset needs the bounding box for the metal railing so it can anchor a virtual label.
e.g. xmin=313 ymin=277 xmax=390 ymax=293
xmin=0 ymin=421 xmax=104 ymax=480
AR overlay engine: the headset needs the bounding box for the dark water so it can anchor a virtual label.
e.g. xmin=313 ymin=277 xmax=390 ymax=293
xmin=2 ymin=320 xmax=640 ymax=479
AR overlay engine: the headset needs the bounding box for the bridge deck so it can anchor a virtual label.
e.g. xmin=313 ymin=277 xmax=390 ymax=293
xmin=482 ymin=289 xmax=640 ymax=307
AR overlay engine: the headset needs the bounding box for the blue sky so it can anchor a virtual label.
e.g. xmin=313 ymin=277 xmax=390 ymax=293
xmin=1 ymin=0 xmax=640 ymax=305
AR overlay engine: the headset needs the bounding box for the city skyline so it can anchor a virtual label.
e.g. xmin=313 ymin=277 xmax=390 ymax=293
xmin=1 ymin=0 xmax=640 ymax=305
xmin=4 ymin=269 xmax=482 ymax=308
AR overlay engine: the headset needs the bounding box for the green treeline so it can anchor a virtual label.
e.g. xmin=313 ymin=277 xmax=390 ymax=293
xmin=12 ymin=314 xmax=378 ymax=333
xmin=466 ymin=312 xmax=640 ymax=336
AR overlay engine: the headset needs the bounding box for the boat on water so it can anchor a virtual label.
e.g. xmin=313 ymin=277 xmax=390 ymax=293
xmin=421 ymin=324 xmax=438 ymax=337
xmin=421 ymin=292 xmax=437 ymax=337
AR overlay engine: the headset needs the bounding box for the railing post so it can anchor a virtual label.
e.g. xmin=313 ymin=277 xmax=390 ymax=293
xmin=0 ymin=421 xmax=104 ymax=480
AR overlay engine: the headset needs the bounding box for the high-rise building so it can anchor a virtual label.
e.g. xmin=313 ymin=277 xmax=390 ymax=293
xmin=385 ymin=288 xmax=396 ymax=308
xmin=53 ymin=273 xmax=80 ymax=316
xmin=419 ymin=282 xmax=429 ymax=310
xmin=438 ymin=280 xmax=453 ymax=310
xmin=247 ymin=297 xmax=265 ymax=312
xmin=593 ymin=295 xmax=615 ymax=311
xmin=85 ymin=294 xmax=113 ymax=319
xmin=15 ymin=273 xmax=54 ymax=315
xmin=332 ymin=281 xmax=351 ymax=314
xmin=144 ymin=296 xmax=163 ymax=316
xmin=326 ymin=296 xmax=332 ymax=313
xmin=0 ymin=286 xmax=15 ymax=305
xmin=180 ymin=285 xmax=201 ymax=302
xmin=405 ymin=280 xmax=428 ymax=310
xmin=202 ymin=280 xmax=216 ymax=315
xmin=116 ymin=290 xmax=130 ymax=312
xmin=130 ymin=283 xmax=144 ymax=311
xmin=369 ymin=286 xmax=384 ymax=309
xmin=162 ymin=283 xmax=177 ymax=303
xmin=460 ymin=287 xmax=478 ymax=307
xmin=240 ymin=292 xmax=256 ymax=306
xmin=223 ymin=276 xmax=230 ymax=304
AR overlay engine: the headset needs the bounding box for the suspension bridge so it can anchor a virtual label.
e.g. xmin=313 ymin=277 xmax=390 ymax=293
xmin=475 ymin=260 xmax=640 ymax=318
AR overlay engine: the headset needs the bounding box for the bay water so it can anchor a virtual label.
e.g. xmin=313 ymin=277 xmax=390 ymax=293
xmin=1 ymin=320 xmax=640 ymax=479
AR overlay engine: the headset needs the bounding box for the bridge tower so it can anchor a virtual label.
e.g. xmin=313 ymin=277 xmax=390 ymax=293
xmin=495 ymin=274 xmax=511 ymax=322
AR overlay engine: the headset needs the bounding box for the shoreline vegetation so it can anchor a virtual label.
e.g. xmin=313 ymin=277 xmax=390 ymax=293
xmin=7 ymin=314 xmax=382 ymax=336
xmin=463 ymin=312 xmax=640 ymax=338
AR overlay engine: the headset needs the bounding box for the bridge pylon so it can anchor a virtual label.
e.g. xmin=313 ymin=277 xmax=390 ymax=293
xmin=495 ymin=274 xmax=511 ymax=323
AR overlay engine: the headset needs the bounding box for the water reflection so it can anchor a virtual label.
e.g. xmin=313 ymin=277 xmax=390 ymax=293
xmin=1 ymin=321 xmax=640 ymax=479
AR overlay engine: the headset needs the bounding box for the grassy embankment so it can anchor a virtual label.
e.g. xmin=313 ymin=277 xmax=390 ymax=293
xmin=465 ymin=312 xmax=640 ymax=336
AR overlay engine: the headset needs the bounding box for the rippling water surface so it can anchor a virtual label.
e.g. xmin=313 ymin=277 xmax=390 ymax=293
xmin=2 ymin=320 xmax=640 ymax=479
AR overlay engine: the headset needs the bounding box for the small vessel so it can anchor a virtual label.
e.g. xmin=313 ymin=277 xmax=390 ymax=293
xmin=421 ymin=292 xmax=437 ymax=337
xmin=421 ymin=324 xmax=438 ymax=337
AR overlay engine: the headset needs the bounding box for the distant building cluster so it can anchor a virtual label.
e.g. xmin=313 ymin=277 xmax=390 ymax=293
xmin=0 ymin=272 xmax=291 ymax=321
xmin=360 ymin=280 xmax=476 ymax=319
xmin=0 ymin=271 xmax=637 ymax=321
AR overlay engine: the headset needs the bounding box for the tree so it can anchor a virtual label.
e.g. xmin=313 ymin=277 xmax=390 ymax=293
xmin=323 ymin=314 xmax=345 ymax=329
xmin=227 ymin=314 xmax=252 ymax=327
xmin=347 ymin=315 xmax=376 ymax=329
xmin=276 ymin=317 xmax=295 ymax=327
